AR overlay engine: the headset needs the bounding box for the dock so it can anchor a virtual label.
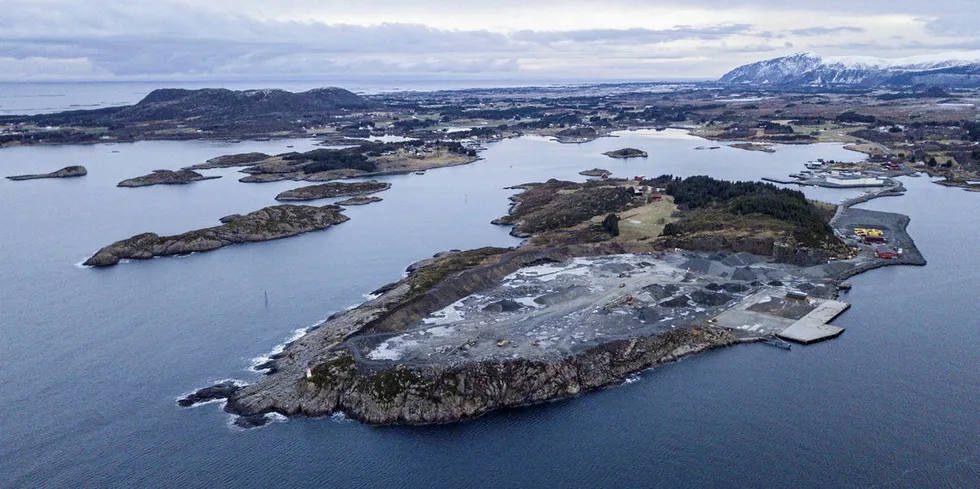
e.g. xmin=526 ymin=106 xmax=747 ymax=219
xmin=777 ymin=300 xmax=850 ymax=344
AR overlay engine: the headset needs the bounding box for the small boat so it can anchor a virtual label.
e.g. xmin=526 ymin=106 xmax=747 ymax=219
xmin=761 ymin=338 xmax=792 ymax=350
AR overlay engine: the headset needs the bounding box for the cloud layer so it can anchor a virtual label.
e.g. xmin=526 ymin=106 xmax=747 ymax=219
xmin=1 ymin=0 xmax=978 ymax=82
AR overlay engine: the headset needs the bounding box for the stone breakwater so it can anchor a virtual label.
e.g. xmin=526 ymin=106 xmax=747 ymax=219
xmin=83 ymin=204 xmax=348 ymax=267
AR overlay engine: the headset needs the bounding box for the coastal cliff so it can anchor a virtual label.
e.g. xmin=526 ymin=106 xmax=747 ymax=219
xmin=84 ymin=204 xmax=348 ymax=267
xmin=225 ymin=327 xmax=737 ymax=425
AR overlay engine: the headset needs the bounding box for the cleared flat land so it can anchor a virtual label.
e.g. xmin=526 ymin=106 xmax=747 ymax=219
xmin=347 ymin=251 xmax=849 ymax=367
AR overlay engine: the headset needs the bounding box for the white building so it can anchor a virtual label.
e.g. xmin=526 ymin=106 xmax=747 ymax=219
xmin=826 ymin=176 xmax=885 ymax=187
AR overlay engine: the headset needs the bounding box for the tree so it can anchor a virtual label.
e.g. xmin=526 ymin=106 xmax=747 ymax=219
xmin=927 ymin=157 xmax=938 ymax=167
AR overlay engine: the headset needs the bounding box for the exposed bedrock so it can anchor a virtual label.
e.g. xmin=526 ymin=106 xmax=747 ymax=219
xmin=224 ymin=327 xmax=737 ymax=425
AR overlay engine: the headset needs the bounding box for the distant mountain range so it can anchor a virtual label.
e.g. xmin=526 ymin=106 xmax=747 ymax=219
xmin=720 ymin=52 xmax=980 ymax=87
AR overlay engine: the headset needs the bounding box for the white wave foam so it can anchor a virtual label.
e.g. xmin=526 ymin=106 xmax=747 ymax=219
xmin=265 ymin=412 xmax=288 ymax=424
xmin=215 ymin=378 xmax=250 ymax=387
xmin=73 ymin=259 xmax=91 ymax=269
xmin=248 ymin=320 xmax=324 ymax=372
xmin=176 ymin=378 xmax=247 ymax=407
xmin=184 ymin=398 xmax=228 ymax=409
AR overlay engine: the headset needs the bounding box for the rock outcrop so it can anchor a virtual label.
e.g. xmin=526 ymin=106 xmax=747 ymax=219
xmin=603 ymin=148 xmax=648 ymax=158
xmin=6 ymin=165 xmax=87 ymax=181
xmin=336 ymin=195 xmax=383 ymax=206
xmin=177 ymin=381 xmax=242 ymax=407
xmin=275 ymin=180 xmax=391 ymax=201
xmin=117 ymin=169 xmax=220 ymax=187
xmin=83 ymin=204 xmax=348 ymax=267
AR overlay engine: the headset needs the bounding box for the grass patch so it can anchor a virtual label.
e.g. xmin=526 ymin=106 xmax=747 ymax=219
xmin=369 ymin=366 xmax=420 ymax=403
xmin=408 ymin=247 xmax=510 ymax=296
xmin=308 ymin=354 xmax=356 ymax=386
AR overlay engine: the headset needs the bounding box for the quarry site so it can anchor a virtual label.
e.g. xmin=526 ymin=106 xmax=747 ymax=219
xmin=348 ymin=250 xmax=859 ymax=368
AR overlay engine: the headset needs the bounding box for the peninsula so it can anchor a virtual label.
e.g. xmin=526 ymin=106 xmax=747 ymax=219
xmin=180 ymin=175 xmax=924 ymax=426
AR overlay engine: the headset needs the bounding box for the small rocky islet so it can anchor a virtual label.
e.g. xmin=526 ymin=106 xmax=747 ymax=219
xmin=603 ymin=148 xmax=648 ymax=158
xmin=6 ymin=165 xmax=87 ymax=181
xmin=83 ymin=204 xmax=349 ymax=267
xmin=117 ymin=169 xmax=220 ymax=187
xmin=275 ymin=180 xmax=391 ymax=201
xmin=336 ymin=195 xmax=383 ymax=206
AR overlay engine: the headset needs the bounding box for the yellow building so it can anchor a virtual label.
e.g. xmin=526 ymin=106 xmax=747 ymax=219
xmin=854 ymin=228 xmax=884 ymax=237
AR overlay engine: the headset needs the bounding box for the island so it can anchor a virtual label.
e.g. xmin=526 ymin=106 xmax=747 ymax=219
xmin=117 ymin=169 xmax=220 ymax=187
xmin=183 ymin=152 xmax=271 ymax=170
xmin=603 ymin=148 xmax=648 ymax=158
xmin=236 ymin=142 xmax=478 ymax=183
xmin=179 ymin=175 xmax=924 ymax=427
xmin=579 ymin=168 xmax=610 ymax=177
xmin=275 ymin=180 xmax=391 ymax=202
xmin=83 ymin=204 xmax=349 ymax=267
xmin=554 ymin=126 xmax=601 ymax=143
xmin=6 ymin=165 xmax=87 ymax=181
xmin=730 ymin=143 xmax=776 ymax=153
xmin=336 ymin=196 xmax=383 ymax=206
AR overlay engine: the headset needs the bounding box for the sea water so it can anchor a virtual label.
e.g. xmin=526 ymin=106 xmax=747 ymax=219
xmin=1 ymin=129 xmax=977 ymax=488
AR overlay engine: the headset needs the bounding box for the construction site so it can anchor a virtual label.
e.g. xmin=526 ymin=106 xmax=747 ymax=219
xmin=347 ymin=250 xmax=864 ymax=368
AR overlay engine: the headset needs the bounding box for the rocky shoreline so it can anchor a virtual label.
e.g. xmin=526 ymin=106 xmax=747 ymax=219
xmin=84 ymin=204 xmax=348 ymax=267
xmin=220 ymin=328 xmax=737 ymax=426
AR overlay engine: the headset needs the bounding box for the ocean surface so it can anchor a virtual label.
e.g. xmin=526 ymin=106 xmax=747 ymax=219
xmin=2 ymin=125 xmax=979 ymax=488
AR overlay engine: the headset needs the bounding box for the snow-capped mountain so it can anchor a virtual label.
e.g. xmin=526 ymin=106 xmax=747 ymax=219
xmin=720 ymin=52 xmax=980 ymax=86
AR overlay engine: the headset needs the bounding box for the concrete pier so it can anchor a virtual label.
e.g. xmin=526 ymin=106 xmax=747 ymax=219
xmin=777 ymin=300 xmax=850 ymax=344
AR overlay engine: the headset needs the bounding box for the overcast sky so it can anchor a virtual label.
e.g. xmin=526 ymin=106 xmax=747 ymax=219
xmin=2 ymin=0 xmax=979 ymax=83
